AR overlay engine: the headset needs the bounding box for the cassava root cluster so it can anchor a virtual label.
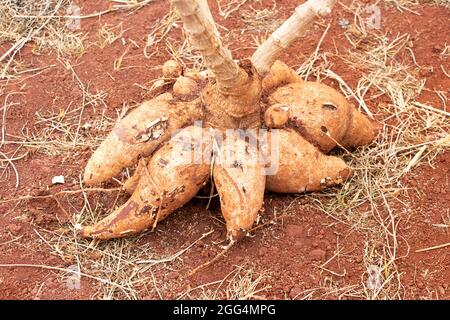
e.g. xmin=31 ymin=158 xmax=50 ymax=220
xmin=80 ymin=0 xmax=377 ymax=242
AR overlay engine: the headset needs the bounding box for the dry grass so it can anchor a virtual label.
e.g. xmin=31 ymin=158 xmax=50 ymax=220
xmin=179 ymin=265 xmax=270 ymax=299
xmin=240 ymin=1 xmax=280 ymax=33
xmin=16 ymin=102 xmax=112 ymax=156
xmin=167 ymin=39 xmax=205 ymax=73
xmin=295 ymin=5 xmax=450 ymax=299
xmin=217 ymin=0 xmax=249 ymax=19
xmin=144 ymin=4 xmax=180 ymax=59
xmin=0 ymin=0 xmax=84 ymax=78
xmin=387 ymin=0 xmax=450 ymax=11
xmin=3 ymin=59 xmax=111 ymax=159
xmin=0 ymin=57 xmax=114 ymax=191
xmin=97 ymin=22 xmax=125 ymax=49
xmin=0 ymin=0 xmax=155 ymax=79
xmin=35 ymin=225 xmax=157 ymax=299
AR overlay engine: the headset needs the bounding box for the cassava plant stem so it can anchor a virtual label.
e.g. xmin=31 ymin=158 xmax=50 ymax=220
xmin=251 ymin=0 xmax=337 ymax=75
xmin=172 ymin=0 xmax=247 ymax=90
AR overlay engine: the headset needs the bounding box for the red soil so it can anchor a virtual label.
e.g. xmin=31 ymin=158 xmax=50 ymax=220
xmin=0 ymin=0 xmax=448 ymax=299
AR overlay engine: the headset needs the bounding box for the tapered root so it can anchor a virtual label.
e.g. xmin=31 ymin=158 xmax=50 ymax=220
xmin=122 ymin=159 xmax=147 ymax=194
xmin=340 ymin=107 xmax=378 ymax=149
xmin=213 ymin=133 xmax=266 ymax=240
xmin=83 ymin=94 xmax=202 ymax=185
xmin=81 ymin=126 xmax=213 ymax=239
xmin=265 ymin=129 xmax=352 ymax=193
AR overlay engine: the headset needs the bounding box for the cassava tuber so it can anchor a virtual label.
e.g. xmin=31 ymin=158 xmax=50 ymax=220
xmin=213 ymin=133 xmax=266 ymax=240
xmin=81 ymin=0 xmax=377 ymax=243
xmin=162 ymin=59 xmax=183 ymax=79
xmin=81 ymin=126 xmax=213 ymax=239
xmin=83 ymin=95 xmax=202 ymax=185
xmin=173 ymin=75 xmax=198 ymax=96
xmin=264 ymin=61 xmax=376 ymax=152
xmin=265 ymin=129 xmax=353 ymax=193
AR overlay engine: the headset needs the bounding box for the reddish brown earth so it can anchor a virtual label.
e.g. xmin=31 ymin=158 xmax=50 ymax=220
xmin=0 ymin=0 xmax=448 ymax=299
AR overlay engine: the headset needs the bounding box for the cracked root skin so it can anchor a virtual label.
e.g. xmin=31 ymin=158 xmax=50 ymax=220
xmin=81 ymin=126 xmax=213 ymax=239
xmin=268 ymin=81 xmax=351 ymax=153
xmin=265 ymin=61 xmax=377 ymax=152
xmin=213 ymin=134 xmax=266 ymax=240
xmin=266 ymin=129 xmax=353 ymax=193
xmin=83 ymin=94 xmax=202 ymax=185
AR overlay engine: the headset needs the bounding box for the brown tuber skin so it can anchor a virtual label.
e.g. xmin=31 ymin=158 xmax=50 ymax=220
xmin=264 ymin=104 xmax=290 ymax=128
xmin=173 ymin=75 xmax=198 ymax=96
xmin=122 ymin=159 xmax=147 ymax=194
xmin=262 ymin=60 xmax=303 ymax=92
xmin=162 ymin=59 xmax=183 ymax=79
xmin=83 ymin=95 xmax=202 ymax=185
xmin=81 ymin=0 xmax=376 ymax=243
xmin=213 ymin=134 xmax=266 ymax=240
xmin=81 ymin=126 xmax=213 ymax=239
xmin=265 ymin=129 xmax=353 ymax=193
xmin=265 ymin=61 xmax=377 ymax=152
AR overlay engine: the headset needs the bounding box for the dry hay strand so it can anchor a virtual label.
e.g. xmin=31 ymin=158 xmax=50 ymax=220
xmin=242 ymin=1 xmax=280 ymax=31
xmin=144 ymin=3 xmax=180 ymax=58
xmin=97 ymin=22 xmax=125 ymax=49
xmin=16 ymin=182 xmax=216 ymax=299
xmin=440 ymin=44 xmax=450 ymax=59
xmin=386 ymin=0 xmax=450 ymax=11
xmin=217 ymin=0 xmax=249 ymax=19
xmin=179 ymin=265 xmax=270 ymax=300
xmin=0 ymin=0 xmax=84 ymax=78
xmin=166 ymin=38 xmax=205 ymax=72
xmin=295 ymin=23 xmax=333 ymax=82
xmin=223 ymin=267 xmax=270 ymax=300
xmin=0 ymin=0 xmax=155 ymax=78
xmin=303 ymin=15 xmax=449 ymax=299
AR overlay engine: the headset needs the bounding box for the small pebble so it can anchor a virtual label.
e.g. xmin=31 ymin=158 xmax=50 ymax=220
xmin=7 ymin=224 xmax=22 ymax=236
xmin=51 ymin=175 xmax=65 ymax=185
